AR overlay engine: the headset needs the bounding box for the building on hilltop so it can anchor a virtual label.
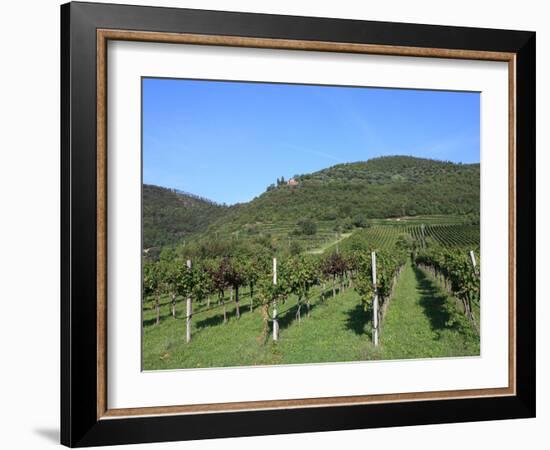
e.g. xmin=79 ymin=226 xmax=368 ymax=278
xmin=287 ymin=178 xmax=298 ymax=186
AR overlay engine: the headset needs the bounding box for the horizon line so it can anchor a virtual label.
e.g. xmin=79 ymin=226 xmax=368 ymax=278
xmin=144 ymin=155 xmax=480 ymax=206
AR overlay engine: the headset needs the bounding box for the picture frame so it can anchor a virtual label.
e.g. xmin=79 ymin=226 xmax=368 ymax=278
xmin=60 ymin=1 xmax=535 ymax=447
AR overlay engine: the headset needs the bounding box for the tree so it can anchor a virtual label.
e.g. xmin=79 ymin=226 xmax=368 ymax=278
xmin=172 ymin=259 xmax=194 ymax=304
xmin=321 ymin=252 xmax=347 ymax=297
xmin=289 ymin=240 xmax=303 ymax=256
xmin=396 ymin=233 xmax=416 ymax=254
xmin=192 ymin=260 xmax=214 ymax=307
xmin=352 ymin=215 xmax=368 ymax=228
xmin=224 ymin=257 xmax=246 ymax=319
xmin=163 ymin=260 xmax=179 ymax=318
xmin=287 ymin=255 xmax=318 ymax=322
xmin=207 ymin=258 xmax=230 ymax=323
xmin=242 ymin=258 xmax=262 ymax=312
xmin=338 ymin=204 xmax=352 ymax=217
xmin=344 ymin=252 xmax=358 ymax=288
xmin=341 ymin=217 xmax=354 ymax=231
xmin=354 ymin=251 xmax=374 ymax=313
xmin=297 ymin=218 xmax=317 ymax=236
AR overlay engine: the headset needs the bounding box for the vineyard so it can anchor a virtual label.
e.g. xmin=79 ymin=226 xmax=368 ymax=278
xmin=234 ymin=220 xmax=348 ymax=253
xmin=181 ymin=218 xmax=479 ymax=259
xmin=143 ymin=221 xmax=480 ymax=370
xmin=326 ymin=223 xmax=479 ymax=252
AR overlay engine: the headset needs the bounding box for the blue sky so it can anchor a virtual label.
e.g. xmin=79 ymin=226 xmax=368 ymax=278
xmin=143 ymin=78 xmax=479 ymax=205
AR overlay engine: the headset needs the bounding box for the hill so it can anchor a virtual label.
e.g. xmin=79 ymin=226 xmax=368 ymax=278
xmin=145 ymin=156 xmax=479 ymax=255
xmin=142 ymin=184 xmax=228 ymax=249
xmin=206 ymin=156 xmax=479 ymax=231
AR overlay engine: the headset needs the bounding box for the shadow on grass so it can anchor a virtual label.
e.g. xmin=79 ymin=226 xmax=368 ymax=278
xmin=344 ymin=302 xmax=372 ymax=337
xmin=276 ymin=285 xmax=353 ymax=331
xmin=142 ymin=302 xmax=201 ymax=328
xmin=143 ymin=290 xmax=255 ymax=327
xmin=142 ymin=302 xmax=211 ymax=327
xmin=194 ymin=311 xmax=226 ymax=329
xmin=277 ymin=298 xmax=323 ymax=331
xmin=142 ymin=310 xmax=174 ymax=327
xmin=184 ymin=285 xmax=344 ymax=333
xmin=320 ymin=284 xmax=343 ymax=301
xmin=412 ymin=265 xmax=459 ymax=334
xmin=194 ymin=298 xmax=260 ymax=330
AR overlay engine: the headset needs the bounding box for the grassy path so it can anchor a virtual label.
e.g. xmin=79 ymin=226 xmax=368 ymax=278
xmin=381 ymin=260 xmax=479 ymax=359
xmin=306 ymin=232 xmax=352 ymax=255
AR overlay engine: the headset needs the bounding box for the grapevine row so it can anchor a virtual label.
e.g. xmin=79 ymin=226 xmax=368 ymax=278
xmin=415 ymin=246 xmax=480 ymax=333
xmin=144 ymin=245 xmax=406 ymax=344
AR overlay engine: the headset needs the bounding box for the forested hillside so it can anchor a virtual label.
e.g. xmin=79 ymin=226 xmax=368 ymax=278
xmin=143 ymin=185 xmax=228 ymax=249
xmin=206 ymin=156 xmax=479 ymax=233
xmin=144 ymin=156 xmax=479 ymax=256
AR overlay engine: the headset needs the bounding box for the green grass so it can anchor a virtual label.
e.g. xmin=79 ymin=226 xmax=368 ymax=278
xmin=143 ymin=259 xmax=479 ymax=370
xmin=381 ymin=261 xmax=479 ymax=359
xmin=142 ymin=284 xmax=378 ymax=370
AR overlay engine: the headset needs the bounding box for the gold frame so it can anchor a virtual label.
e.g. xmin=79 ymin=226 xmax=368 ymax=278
xmin=96 ymin=29 xmax=516 ymax=420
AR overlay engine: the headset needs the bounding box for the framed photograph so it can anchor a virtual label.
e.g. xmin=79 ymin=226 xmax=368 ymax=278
xmin=61 ymin=2 xmax=536 ymax=447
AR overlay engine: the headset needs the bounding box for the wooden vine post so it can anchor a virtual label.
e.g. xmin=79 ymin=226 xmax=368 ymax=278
xmin=372 ymin=251 xmax=379 ymax=346
xmin=186 ymin=259 xmax=192 ymax=343
xmin=468 ymin=250 xmax=480 ymax=333
xmin=272 ymin=257 xmax=279 ymax=341
xmin=469 ymin=250 xmax=478 ymax=277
